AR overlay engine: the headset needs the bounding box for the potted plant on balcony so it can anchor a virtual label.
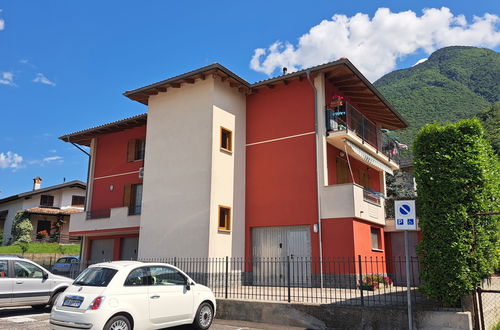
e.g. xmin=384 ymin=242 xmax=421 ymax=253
xmin=329 ymin=95 xmax=344 ymax=108
xmin=36 ymin=230 xmax=49 ymax=241
xmin=359 ymin=274 xmax=393 ymax=291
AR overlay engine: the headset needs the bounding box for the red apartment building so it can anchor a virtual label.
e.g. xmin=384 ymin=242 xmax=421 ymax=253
xmin=61 ymin=59 xmax=407 ymax=269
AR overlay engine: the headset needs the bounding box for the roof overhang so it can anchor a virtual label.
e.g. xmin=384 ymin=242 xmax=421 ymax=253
xmin=59 ymin=113 xmax=148 ymax=147
xmin=123 ymin=63 xmax=251 ymax=105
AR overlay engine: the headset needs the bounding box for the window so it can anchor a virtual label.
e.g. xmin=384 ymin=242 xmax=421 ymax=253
xmin=124 ymin=267 xmax=150 ymax=286
xmin=124 ymin=184 xmax=143 ymax=215
xmin=359 ymin=169 xmax=370 ymax=188
xmin=71 ymin=195 xmax=85 ymax=207
xmin=74 ymin=267 xmax=118 ymax=287
xmin=0 ymin=261 xmax=8 ymax=277
xmin=127 ymin=139 xmax=146 ymax=162
xmin=220 ymin=127 xmax=232 ymax=152
xmin=40 ymin=195 xmax=54 ymax=207
xmin=336 ymin=157 xmax=350 ymax=184
xmin=149 ymin=266 xmax=186 ymax=286
xmin=218 ymin=206 xmax=231 ymax=231
xmin=371 ymin=227 xmax=382 ymax=250
xmin=56 ymin=258 xmax=68 ymax=264
xmin=14 ymin=261 xmax=44 ymax=278
xmin=0 ymin=210 xmax=7 ymax=230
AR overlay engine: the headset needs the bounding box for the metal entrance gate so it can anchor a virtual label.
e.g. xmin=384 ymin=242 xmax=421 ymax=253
xmin=252 ymin=225 xmax=312 ymax=286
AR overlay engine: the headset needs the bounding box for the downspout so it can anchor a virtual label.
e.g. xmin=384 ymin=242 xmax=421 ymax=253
xmin=306 ymin=70 xmax=324 ymax=288
xmin=66 ymin=136 xmax=91 ymax=264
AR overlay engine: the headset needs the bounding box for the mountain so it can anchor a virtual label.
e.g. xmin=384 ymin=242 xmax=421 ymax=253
xmin=374 ymin=46 xmax=500 ymax=147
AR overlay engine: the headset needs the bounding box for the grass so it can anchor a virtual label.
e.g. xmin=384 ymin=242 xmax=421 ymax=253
xmin=0 ymin=242 xmax=80 ymax=255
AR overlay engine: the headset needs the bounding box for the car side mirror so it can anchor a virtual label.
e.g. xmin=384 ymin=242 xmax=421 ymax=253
xmin=42 ymin=272 xmax=49 ymax=280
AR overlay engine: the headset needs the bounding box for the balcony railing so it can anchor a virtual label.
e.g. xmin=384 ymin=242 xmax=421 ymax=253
xmin=326 ymin=102 xmax=402 ymax=164
xmin=363 ymin=189 xmax=381 ymax=206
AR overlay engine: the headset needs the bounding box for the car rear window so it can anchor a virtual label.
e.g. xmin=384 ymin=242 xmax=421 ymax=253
xmin=73 ymin=267 xmax=118 ymax=287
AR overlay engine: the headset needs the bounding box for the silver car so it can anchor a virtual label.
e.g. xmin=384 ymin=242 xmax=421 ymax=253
xmin=0 ymin=255 xmax=73 ymax=309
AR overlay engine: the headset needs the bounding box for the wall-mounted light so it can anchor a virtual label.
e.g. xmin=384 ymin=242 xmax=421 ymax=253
xmin=109 ymin=185 xmax=114 ymax=191
xmin=313 ymin=224 xmax=319 ymax=233
xmin=339 ymin=151 xmax=345 ymax=157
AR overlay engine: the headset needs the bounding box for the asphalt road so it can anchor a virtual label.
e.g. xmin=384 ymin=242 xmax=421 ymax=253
xmin=0 ymin=306 xmax=307 ymax=330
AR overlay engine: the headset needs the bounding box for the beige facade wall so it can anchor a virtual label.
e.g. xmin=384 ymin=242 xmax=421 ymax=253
xmin=138 ymin=77 xmax=215 ymax=258
xmin=69 ymin=207 xmax=140 ymax=233
xmin=208 ymin=78 xmax=246 ymax=258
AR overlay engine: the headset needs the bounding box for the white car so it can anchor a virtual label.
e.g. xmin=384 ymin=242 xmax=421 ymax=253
xmin=50 ymin=261 xmax=216 ymax=330
xmin=0 ymin=255 xmax=73 ymax=309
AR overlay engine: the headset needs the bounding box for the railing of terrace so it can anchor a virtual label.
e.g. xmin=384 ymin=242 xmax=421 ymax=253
xmin=326 ymin=102 xmax=402 ymax=164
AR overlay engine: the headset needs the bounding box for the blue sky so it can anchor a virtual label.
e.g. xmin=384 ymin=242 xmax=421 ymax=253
xmin=1 ymin=1 xmax=499 ymax=197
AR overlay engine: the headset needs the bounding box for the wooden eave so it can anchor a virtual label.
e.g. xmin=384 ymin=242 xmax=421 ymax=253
xmin=123 ymin=63 xmax=251 ymax=105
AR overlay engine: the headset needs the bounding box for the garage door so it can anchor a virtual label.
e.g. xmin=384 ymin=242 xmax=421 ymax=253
xmin=90 ymin=239 xmax=114 ymax=263
xmin=120 ymin=237 xmax=139 ymax=260
xmin=252 ymin=226 xmax=311 ymax=286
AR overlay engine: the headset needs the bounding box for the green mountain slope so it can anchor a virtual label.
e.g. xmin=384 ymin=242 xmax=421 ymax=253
xmin=374 ymin=46 xmax=500 ymax=146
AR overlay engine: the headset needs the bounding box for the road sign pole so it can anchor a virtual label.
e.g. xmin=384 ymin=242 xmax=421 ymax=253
xmin=404 ymin=230 xmax=413 ymax=330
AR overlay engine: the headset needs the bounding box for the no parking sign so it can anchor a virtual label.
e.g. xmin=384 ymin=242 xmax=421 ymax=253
xmin=394 ymin=200 xmax=417 ymax=230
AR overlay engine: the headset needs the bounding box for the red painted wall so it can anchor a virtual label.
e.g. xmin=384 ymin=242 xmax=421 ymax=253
xmin=326 ymin=144 xmax=381 ymax=192
xmin=91 ymin=125 xmax=146 ymax=213
xmin=246 ymin=79 xmax=314 ymax=144
xmin=353 ymin=219 xmax=386 ymax=273
xmin=246 ymin=80 xmax=318 ymax=259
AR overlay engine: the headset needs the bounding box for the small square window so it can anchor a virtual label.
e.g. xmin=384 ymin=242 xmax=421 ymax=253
xmin=371 ymin=227 xmax=382 ymax=250
xmin=218 ymin=206 xmax=231 ymax=231
xmin=220 ymin=127 xmax=232 ymax=152
xmin=71 ymin=195 xmax=85 ymax=207
xmin=40 ymin=195 xmax=54 ymax=207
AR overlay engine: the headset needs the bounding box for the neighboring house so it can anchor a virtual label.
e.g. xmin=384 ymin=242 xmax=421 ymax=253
xmin=0 ymin=177 xmax=86 ymax=244
xmin=60 ymin=59 xmax=407 ymax=265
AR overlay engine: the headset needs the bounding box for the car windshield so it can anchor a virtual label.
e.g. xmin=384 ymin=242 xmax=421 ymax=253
xmin=73 ymin=267 xmax=117 ymax=287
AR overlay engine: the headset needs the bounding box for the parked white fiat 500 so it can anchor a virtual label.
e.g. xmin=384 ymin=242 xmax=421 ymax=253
xmin=50 ymin=261 xmax=216 ymax=330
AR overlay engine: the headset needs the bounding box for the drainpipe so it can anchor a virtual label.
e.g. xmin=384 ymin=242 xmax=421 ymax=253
xmin=306 ymin=70 xmax=324 ymax=288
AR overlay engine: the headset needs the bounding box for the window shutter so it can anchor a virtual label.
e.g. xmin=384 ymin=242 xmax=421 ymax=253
xmin=127 ymin=139 xmax=136 ymax=162
xmin=123 ymin=184 xmax=132 ymax=207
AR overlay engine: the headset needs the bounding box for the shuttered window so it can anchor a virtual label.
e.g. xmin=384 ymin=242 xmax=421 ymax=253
xmin=336 ymin=157 xmax=350 ymax=184
xmin=40 ymin=195 xmax=54 ymax=207
xmin=127 ymin=139 xmax=146 ymax=162
xmin=359 ymin=169 xmax=370 ymax=188
xmin=218 ymin=206 xmax=231 ymax=231
xmin=124 ymin=184 xmax=143 ymax=215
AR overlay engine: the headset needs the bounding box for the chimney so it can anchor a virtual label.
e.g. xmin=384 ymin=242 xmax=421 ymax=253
xmin=282 ymin=67 xmax=288 ymax=75
xmin=33 ymin=177 xmax=42 ymax=190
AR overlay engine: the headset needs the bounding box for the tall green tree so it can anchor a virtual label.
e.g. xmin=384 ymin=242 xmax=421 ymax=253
xmin=10 ymin=212 xmax=33 ymax=246
xmin=478 ymin=102 xmax=500 ymax=157
xmin=414 ymin=119 xmax=500 ymax=306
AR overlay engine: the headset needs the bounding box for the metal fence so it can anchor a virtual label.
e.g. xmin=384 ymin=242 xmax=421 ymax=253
xmin=41 ymin=256 xmax=438 ymax=308
xmin=476 ymin=288 xmax=500 ymax=330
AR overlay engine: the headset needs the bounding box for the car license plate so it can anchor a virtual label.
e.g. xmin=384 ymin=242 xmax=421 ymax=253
xmin=62 ymin=296 xmax=83 ymax=308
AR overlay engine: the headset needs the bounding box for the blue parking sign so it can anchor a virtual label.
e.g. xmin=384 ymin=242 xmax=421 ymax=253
xmin=394 ymin=200 xmax=417 ymax=230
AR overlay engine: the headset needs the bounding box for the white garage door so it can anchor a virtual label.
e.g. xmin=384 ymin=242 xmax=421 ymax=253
xmin=252 ymin=226 xmax=311 ymax=286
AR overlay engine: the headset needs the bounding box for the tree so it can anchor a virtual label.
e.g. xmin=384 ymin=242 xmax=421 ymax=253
xmin=414 ymin=119 xmax=500 ymax=306
xmin=477 ymin=102 xmax=500 ymax=157
xmin=10 ymin=212 xmax=33 ymax=247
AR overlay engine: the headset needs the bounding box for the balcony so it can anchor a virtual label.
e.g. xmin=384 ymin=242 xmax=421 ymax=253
xmin=325 ymin=102 xmax=402 ymax=173
xmin=321 ymin=183 xmax=385 ymax=225
xmin=69 ymin=206 xmax=141 ymax=234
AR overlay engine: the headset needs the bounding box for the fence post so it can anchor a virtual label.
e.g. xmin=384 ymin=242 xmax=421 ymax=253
xmin=477 ymin=288 xmax=485 ymax=330
xmin=287 ymin=256 xmax=291 ymax=303
xmin=358 ymin=255 xmax=364 ymax=306
xmin=173 ymin=257 xmax=177 ymax=267
xmin=225 ymin=256 xmax=229 ymax=299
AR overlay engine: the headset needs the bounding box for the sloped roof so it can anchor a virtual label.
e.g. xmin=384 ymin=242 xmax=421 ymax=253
xmin=24 ymin=207 xmax=83 ymax=216
xmin=0 ymin=180 xmax=86 ymax=205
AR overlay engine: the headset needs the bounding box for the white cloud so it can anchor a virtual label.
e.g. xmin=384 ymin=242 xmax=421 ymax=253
xmin=413 ymin=58 xmax=428 ymax=66
xmin=42 ymin=156 xmax=63 ymax=163
xmin=250 ymin=7 xmax=500 ymax=81
xmin=48 ymin=149 xmax=57 ymax=153
xmin=33 ymin=73 xmax=56 ymax=86
xmin=0 ymin=11 xmax=4 ymax=31
xmin=0 ymin=72 xmax=15 ymax=86
xmin=0 ymin=152 xmax=24 ymax=170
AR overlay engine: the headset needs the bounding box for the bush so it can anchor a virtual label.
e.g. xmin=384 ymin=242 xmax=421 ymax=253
xmin=414 ymin=119 xmax=500 ymax=306
xmin=10 ymin=212 xmax=33 ymax=246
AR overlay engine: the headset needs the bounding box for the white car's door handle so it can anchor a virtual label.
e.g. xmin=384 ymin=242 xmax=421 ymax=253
xmin=150 ymin=295 xmax=160 ymax=299
xmin=16 ymin=281 xmax=23 ymax=284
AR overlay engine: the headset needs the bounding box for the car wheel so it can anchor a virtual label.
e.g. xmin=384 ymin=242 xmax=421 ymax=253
xmin=193 ymin=302 xmax=214 ymax=330
xmin=49 ymin=291 xmax=62 ymax=308
xmin=104 ymin=315 xmax=131 ymax=330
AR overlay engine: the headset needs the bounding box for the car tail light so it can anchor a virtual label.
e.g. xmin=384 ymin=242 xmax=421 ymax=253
xmin=89 ymin=296 xmax=103 ymax=310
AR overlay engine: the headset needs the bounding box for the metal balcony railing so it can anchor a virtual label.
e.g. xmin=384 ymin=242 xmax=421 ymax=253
xmin=326 ymin=102 xmax=402 ymax=164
